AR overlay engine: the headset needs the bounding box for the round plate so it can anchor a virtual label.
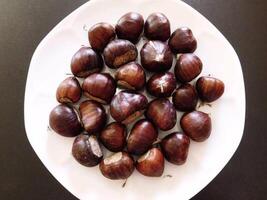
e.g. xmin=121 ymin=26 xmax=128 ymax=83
xmin=24 ymin=0 xmax=246 ymax=199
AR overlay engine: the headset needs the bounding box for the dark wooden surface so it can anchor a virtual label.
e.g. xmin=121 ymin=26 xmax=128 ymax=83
xmin=0 ymin=0 xmax=266 ymax=199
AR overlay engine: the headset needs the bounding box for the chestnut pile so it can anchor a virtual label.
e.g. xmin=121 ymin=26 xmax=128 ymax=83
xmin=49 ymin=12 xmax=225 ymax=180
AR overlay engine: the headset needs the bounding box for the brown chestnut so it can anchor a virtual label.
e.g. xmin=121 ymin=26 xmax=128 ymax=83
xmin=79 ymin=100 xmax=107 ymax=134
xmin=89 ymin=22 xmax=116 ymax=52
xmin=175 ymin=54 xmax=202 ymax=83
xmin=196 ymin=76 xmax=225 ymax=102
xmin=127 ymin=119 xmax=158 ymax=155
xmin=114 ymin=62 xmax=146 ymax=90
xmin=103 ymin=39 xmax=138 ymax=68
xmin=56 ymin=77 xmax=82 ymax=104
xmin=136 ymin=148 xmax=164 ymax=177
xmin=172 ymin=83 xmax=198 ymax=111
xmin=146 ymin=98 xmax=177 ymax=131
xmin=110 ymin=91 xmax=148 ymax=124
xmin=49 ymin=104 xmax=82 ymax=137
xmin=160 ymin=132 xmax=190 ymax=165
xmin=144 ymin=13 xmax=170 ymax=41
xmin=100 ymin=122 xmax=127 ymax=152
xmin=116 ymin=12 xmax=144 ymax=44
xmin=146 ymin=72 xmax=176 ymax=97
xmin=72 ymin=134 xmax=103 ymax=167
xmin=169 ymin=27 xmax=197 ymax=54
xmin=82 ymin=73 xmax=116 ymax=104
xmin=71 ymin=47 xmax=103 ymax=78
xmin=140 ymin=41 xmax=173 ymax=72
xmin=99 ymin=152 xmax=134 ymax=180
xmin=180 ymin=111 xmax=211 ymax=142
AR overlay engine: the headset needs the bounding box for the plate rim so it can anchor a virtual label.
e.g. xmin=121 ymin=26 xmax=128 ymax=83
xmin=24 ymin=0 xmax=246 ymax=199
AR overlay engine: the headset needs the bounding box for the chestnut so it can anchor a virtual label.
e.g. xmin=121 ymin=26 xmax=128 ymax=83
xmin=99 ymin=152 xmax=134 ymax=180
xmin=168 ymin=27 xmax=197 ymax=54
xmin=79 ymin=100 xmax=107 ymax=134
xmin=82 ymin=73 xmax=116 ymax=104
xmin=146 ymin=72 xmax=176 ymax=97
xmin=196 ymin=76 xmax=225 ymax=102
xmin=56 ymin=77 xmax=82 ymax=104
xmin=110 ymin=91 xmax=148 ymax=125
xmin=100 ymin=122 xmax=127 ymax=152
xmin=160 ymin=132 xmax=190 ymax=165
xmin=140 ymin=41 xmax=173 ymax=72
xmin=127 ymin=119 xmax=158 ymax=155
xmin=136 ymin=148 xmax=164 ymax=177
xmin=103 ymin=39 xmax=138 ymax=68
xmin=172 ymin=83 xmax=198 ymax=111
xmin=116 ymin=12 xmax=144 ymax=44
xmin=175 ymin=54 xmax=202 ymax=83
xmin=144 ymin=13 xmax=170 ymax=41
xmin=180 ymin=111 xmax=211 ymax=142
xmin=146 ymin=98 xmax=177 ymax=131
xmin=72 ymin=134 xmax=103 ymax=167
xmin=49 ymin=104 xmax=82 ymax=137
xmin=89 ymin=22 xmax=116 ymax=52
xmin=71 ymin=47 xmax=103 ymax=78
xmin=114 ymin=62 xmax=146 ymax=90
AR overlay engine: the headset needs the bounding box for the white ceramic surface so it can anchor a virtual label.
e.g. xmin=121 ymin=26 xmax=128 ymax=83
xmin=24 ymin=0 xmax=246 ymax=199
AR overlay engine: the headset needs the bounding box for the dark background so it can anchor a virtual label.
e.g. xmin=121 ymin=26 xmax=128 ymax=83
xmin=0 ymin=0 xmax=266 ymax=199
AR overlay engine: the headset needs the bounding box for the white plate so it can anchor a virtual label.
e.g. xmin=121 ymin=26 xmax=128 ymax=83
xmin=24 ymin=0 xmax=246 ymax=199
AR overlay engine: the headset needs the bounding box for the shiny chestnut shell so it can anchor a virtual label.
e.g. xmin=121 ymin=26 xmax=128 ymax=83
xmin=172 ymin=83 xmax=198 ymax=111
xmin=100 ymin=122 xmax=127 ymax=152
xmin=49 ymin=104 xmax=82 ymax=137
xmin=115 ymin=62 xmax=146 ymax=90
xmin=116 ymin=12 xmax=144 ymax=44
xmin=160 ymin=132 xmax=190 ymax=165
xmin=82 ymin=73 xmax=116 ymax=104
xmin=196 ymin=76 xmax=225 ymax=102
xmin=146 ymin=98 xmax=177 ymax=131
xmin=99 ymin=152 xmax=134 ymax=180
xmin=89 ymin=23 xmax=115 ymax=52
xmin=103 ymin=39 xmax=138 ymax=68
xmin=144 ymin=13 xmax=170 ymax=41
xmin=140 ymin=40 xmax=173 ymax=72
xmin=136 ymin=148 xmax=164 ymax=177
xmin=79 ymin=100 xmax=107 ymax=134
xmin=146 ymin=72 xmax=176 ymax=97
xmin=127 ymin=119 xmax=158 ymax=155
xmin=56 ymin=77 xmax=82 ymax=104
xmin=110 ymin=91 xmax=148 ymax=124
xmin=71 ymin=47 xmax=103 ymax=78
xmin=72 ymin=134 xmax=103 ymax=167
xmin=169 ymin=27 xmax=197 ymax=54
xmin=175 ymin=54 xmax=202 ymax=83
xmin=180 ymin=111 xmax=211 ymax=142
